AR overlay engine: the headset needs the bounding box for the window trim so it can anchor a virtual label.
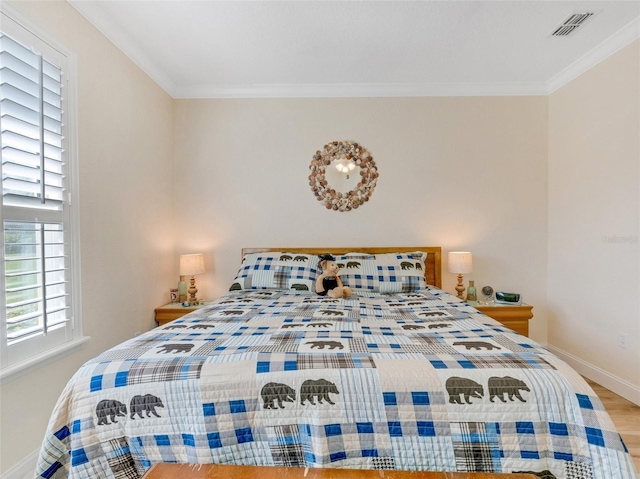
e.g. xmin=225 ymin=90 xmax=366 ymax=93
xmin=0 ymin=336 xmax=89 ymax=382
xmin=1 ymin=3 xmax=87 ymax=382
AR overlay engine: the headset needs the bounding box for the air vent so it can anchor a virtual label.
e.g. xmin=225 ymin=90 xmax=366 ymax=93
xmin=550 ymin=12 xmax=596 ymax=37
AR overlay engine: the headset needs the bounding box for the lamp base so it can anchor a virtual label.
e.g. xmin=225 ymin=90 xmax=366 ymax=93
xmin=455 ymin=273 xmax=465 ymax=299
xmin=188 ymin=275 xmax=198 ymax=304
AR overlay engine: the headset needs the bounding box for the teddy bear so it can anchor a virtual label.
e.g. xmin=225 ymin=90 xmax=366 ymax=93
xmin=316 ymin=254 xmax=352 ymax=299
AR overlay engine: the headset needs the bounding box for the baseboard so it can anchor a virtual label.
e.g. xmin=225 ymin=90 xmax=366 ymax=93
xmin=546 ymin=343 xmax=640 ymax=406
xmin=1 ymin=449 xmax=37 ymax=479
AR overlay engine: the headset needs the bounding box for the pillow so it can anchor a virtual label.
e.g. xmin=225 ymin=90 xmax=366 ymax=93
xmin=333 ymin=253 xmax=379 ymax=291
xmin=336 ymin=251 xmax=428 ymax=293
xmin=375 ymin=251 xmax=427 ymax=293
xmin=229 ymin=252 xmax=319 ymax=292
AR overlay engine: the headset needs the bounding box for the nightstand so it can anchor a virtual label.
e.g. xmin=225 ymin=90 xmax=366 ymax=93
xmin=154 ymin=302 xmax=205 ymax=326
xmin=468 ymin=301 xmax=533 ymax=337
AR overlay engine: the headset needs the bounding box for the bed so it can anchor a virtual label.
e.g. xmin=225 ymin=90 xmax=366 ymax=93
xmin=36 ymin=247 xmax=638 ymax=479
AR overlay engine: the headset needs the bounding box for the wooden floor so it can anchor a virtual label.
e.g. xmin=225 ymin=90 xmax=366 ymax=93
xmin=585 ymin=378 xmax=640 ymax=473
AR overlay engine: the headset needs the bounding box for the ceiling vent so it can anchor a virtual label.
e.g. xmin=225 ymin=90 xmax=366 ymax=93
xmin=550 ymin=12 xmax=596 ymax=37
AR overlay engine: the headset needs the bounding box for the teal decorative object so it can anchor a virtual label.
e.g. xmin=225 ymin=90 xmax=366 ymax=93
xmin=466 ymin=280 xmax=477 ymax=301
xmin=178 ymin=275 xmax=187 ymax=302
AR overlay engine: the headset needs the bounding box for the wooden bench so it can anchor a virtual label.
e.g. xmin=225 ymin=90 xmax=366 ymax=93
xmin=142 ymin=464 xmax=538 ymax=479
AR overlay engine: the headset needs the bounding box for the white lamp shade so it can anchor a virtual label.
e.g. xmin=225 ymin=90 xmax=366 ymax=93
xmin=180 ymin=254 xmax=205 ymax=276
xmin=448 ymin=252 xmax=473 ymax=274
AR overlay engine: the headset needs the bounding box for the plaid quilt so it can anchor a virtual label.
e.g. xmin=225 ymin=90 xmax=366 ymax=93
xmin=35 ymin=288 xmax=638 ymax=479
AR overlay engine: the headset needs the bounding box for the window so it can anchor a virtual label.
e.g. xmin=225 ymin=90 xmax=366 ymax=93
xmin=1 ymin=6 xmax=84 ymax=379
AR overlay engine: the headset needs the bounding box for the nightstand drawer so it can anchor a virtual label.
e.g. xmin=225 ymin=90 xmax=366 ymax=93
xmin=154 ymin=304 xmax=201 ymax=325
xmin=470 ymin=303 xmax=533 ymax=337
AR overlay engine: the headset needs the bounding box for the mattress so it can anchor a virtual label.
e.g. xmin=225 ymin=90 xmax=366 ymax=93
xmin=36 ymin=287 xmax=638 ymax=479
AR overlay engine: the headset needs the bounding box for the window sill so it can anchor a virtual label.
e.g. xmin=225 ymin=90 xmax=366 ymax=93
xmin=0 ymin=336 xmax=90 ymax=383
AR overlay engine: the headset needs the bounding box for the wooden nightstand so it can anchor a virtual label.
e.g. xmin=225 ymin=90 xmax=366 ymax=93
xmin=154 ymin=303 xmax=204 ymax=326
xmin=468 ymin=302 xmax=533 ymax=337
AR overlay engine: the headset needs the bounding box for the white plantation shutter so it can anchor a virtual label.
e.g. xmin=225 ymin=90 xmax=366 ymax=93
xmin=1 ymin=33 xmax=64 ymax=210
xmin=4 ymin=222 xmax=68 ymax=342
xmin=1 ymin=6 xmax=83 ymax=377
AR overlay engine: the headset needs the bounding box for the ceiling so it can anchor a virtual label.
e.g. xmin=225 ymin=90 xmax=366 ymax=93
xmin=68 ymin=0 xmax=640 ymax=98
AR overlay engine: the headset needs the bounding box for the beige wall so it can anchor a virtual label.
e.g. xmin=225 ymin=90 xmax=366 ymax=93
xmin=173 ymin=96 xmax=549 ymax=338
xmin=548 ymin=39 xmax=640 ymax=399
xmin=0 ymin=1 xmax=175 ymax=473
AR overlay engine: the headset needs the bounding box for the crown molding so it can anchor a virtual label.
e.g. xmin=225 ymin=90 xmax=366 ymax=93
xmin=174 ymin=82 xmax=549 ymax=99
xmin=67 ymin=0 xmax=638 ymax=99
xmin=67 ymin=0 xmax=177 ymax=97
xmin=547 ymin=16 xmax=640 ymax=94
xmin=66 ymin=0 xmax=547 ymax=99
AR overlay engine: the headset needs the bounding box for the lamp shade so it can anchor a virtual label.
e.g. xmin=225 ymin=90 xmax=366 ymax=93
xmin=180 ymin=254 xmax=205 ymax=276
xmin=448 ymin=252 xmax=473 ymax=274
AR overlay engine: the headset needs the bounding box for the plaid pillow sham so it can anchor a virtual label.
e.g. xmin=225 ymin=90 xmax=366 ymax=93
xmin=375 ymin=251 xmax=427 ymax=293
xmin=229 ymin=252 xmax=319 ymax=292
xmin=333 ymin=254 xmax=378 ymax=292
xmin=336 ymin=252 xmax=428 ymax=293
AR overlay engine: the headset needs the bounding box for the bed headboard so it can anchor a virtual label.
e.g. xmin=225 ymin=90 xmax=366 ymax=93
xmin=242 ymin=247 xmax=442 ymax=289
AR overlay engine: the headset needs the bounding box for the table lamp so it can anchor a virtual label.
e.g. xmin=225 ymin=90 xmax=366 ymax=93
xmin=179 ymin=253 xmax=205 ymax=304
xmin=447 ymin=251 xmax=473 ymax=299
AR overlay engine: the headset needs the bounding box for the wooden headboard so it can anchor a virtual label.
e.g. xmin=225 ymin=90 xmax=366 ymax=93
xmin=241 ymin=247 xmax=442 ymax=288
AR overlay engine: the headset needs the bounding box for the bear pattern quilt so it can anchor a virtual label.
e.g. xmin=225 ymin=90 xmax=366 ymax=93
xmin=36 ymin=288 xmax=638 ymax=479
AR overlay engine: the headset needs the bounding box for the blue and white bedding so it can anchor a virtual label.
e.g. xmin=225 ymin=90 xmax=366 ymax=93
xmin=36 ymin=288 xmax=638 ymax=479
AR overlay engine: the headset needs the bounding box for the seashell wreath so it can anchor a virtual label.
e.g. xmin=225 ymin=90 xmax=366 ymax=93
xmin=308 ymin=140 xmax=379 ymax=212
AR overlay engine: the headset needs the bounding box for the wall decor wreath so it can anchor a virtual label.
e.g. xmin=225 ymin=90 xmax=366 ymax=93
xmin=308 ymin=140 xmax=379 ymax=212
